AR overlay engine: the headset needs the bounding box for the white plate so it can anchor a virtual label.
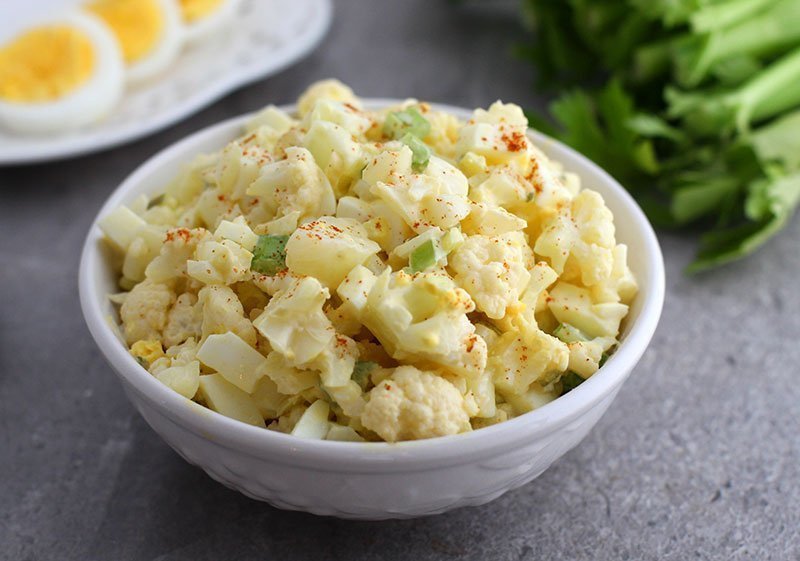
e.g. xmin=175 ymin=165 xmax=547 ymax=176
xmin=0 ymin=0 xmax=331 ymax=165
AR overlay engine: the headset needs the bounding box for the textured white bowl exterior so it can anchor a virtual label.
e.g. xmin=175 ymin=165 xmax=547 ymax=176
xmin=79 ymin=101 xmax=665 ymax=519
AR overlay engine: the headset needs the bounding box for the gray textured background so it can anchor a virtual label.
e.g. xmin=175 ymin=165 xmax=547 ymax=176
xmin=1 ymin=2 xmax=799 ymax=560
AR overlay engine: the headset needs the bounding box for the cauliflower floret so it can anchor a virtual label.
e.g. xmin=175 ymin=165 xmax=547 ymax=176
xmin=535 ymin=190 xmax=616 ymax=285
xmin=192 ymin=188 xmax=244 ymax=230
xmin=244 ymin=105 xmax=297 ymax=145
xmin=214 ymin=216 xmax=258 ymax=252
xmin=251 ymin=270 xmax=304 ymax=297
xmin=285 ymin=216 xmax=381 ymax=290
xmin=212 ymin=141 xmax=269 ymax=202
xmin=448 ymin=231 xmax=534 ymax=320
xmin=591 ymin=244 xmax=638 ymax=304
xmin=306 ymin=98 xmax=373 ymax=136
xmin=503 ymin=261 xmax=559 ymax=333
xmin=150 ymin=337 xmax=200 ymax=376
xmin=489 ymin=326 xmax=569 ymax=396
xmin=187 ymin=237 xmax=253 ymax=286
xmin=252 ymin=276 xmax=334 ymax=366
xmin=456 ymin=101 xmax=531 ymax=169
xmin=363 ymin=147 xmax=471 ymax=233
xmin=361 ymin=366 xmax=471 ymax=442
xmin=197 ymin=284 xmax=257 ymax=346
xmin=145 ymin=228 xmax=211 ymax=282
xmin=121 ymin=224 xmax=167 ymax=283
xmin=163 ymin=292 xmax=202 ymax=348
xmin=120 ymin=280 xmax=176 ymax=345
xmin=359 ymin=269 xmax=487 ymax=377
xmin=423 ymin=108 xmax=461 ymax=159
xmin=460 ymin=202 xmax=527 ymax=237
xmin=164 ymin=153 xmax=217 ymax=205
xmin=247 ymin=146 xmax=336 ymax=223
xmin=297 ymin=79 xmax=360 ymax=117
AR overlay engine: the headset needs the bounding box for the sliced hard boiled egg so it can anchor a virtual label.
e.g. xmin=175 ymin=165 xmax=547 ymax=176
xmin=0 ymin=12 xmax=124 ymax=134
xmin=87 ymin=0 xmax=184 ymax=85
xmin=178 ymin=0 xmax=240 ymax=42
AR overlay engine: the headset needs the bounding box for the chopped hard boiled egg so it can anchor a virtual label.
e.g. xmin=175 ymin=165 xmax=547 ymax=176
xmin=87 ymin=0 xmax=183 ymax=85
xmin=0 ymin=12 xmax=124 ymax=133
xmin=101 ymin=80 xmax=638 ymax=442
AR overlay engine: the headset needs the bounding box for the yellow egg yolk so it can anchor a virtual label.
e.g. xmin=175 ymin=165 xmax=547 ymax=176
xmin=180 ymin=0 xmax=224 ymax=23
xmin=88 ymin=0 xmax=164 ymax=63
xmin=0 ymin=26 xmax=95 ymax=103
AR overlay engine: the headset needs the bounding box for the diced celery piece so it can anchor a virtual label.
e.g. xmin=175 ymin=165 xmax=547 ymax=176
xmin=147 ymin=194 xmax=165 ymax=208
xmin=351 ymin=360 xmax=377 ymax=390
xmin=383 ymin=107 xmax=431 ymax=139
xmin=561 ymin=371 xmax=585 ymax=394
xmin=553 ymin=322 xmax=589 ymax=343
xmin=250 ymin=234 xmax=289 ymax=275
xmin=400 ymin=133 xmax=431 ymax=171
xmin=409 ymin=240 xmax=437 ymax=272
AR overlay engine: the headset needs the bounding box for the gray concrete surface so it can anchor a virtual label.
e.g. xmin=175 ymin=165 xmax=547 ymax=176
xmin=1 ymin=1 xmax=799 ymax=560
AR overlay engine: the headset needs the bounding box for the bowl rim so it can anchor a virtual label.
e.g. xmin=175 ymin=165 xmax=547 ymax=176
xmin=79 ymin=99 xmax=665 ymax=471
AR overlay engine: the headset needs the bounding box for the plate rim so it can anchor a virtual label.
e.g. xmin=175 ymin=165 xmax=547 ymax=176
xmin=0 ymin=0 xmax=332 ymax=166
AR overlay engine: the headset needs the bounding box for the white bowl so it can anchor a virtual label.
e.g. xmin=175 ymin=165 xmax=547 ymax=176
xmin=79 ymin=100 xmax=665 ymax=520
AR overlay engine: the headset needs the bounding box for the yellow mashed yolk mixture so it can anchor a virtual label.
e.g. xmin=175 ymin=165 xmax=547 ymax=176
xmin=0 ymin=26 xmax=95 ymax=103
xmin=88 ymin=0 xmax=164 ymax=63
xmin=180 ymin=0 xmax=224 ymax=22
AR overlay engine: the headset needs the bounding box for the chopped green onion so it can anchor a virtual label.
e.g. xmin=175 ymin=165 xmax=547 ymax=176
xmin=409 ymin=239 xmax=437 ymax=272
xmin=383 ymin=107 xmax=431 ymax=140
xmin=561 ymin=371 xmax=585 ymax=394
xmin=553 ymin=322 xmax=588 ymax=343
xmin=251 ymin=234 xmax=289 ymax=275
xmin=134 ymin=355 xmax=149 ymax=369
xmin=400 ymin=133 xmax=431 ymax=171
xmin=352 ymin=360 xmax=377 ymax=390
xmin=599 ymin=352 xmax=610 ymax=367
xmin=525 ymin=192 xmax=536 ymax=202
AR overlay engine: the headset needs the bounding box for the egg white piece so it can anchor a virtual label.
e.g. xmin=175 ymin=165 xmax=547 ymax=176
xmin=0 ymin=12 xmax=124 ymax=135
xmin=181 ymin=0 xmax=241 ymax=43
xmin=90 ymin=0 xmax=185 ymax=86
xmin=123 ymin=0 xmax=184 ymax=85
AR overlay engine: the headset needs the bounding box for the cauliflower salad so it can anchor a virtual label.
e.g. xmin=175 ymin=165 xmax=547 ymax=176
xmin=100 ymin=80 xmax=637 ymax=442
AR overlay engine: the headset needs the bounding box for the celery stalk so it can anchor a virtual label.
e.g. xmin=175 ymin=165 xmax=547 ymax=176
xmin=675 ymin=0 xmax=800 ymax=87
xmin=690 ymin=0 xmax=781 ymax=33
xmin=668 ymin=45 xmax=800 ymax=135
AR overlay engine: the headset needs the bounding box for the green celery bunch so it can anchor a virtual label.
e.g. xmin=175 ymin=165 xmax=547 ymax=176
xmin=519 ymin=0 xmax=800 ymax=271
